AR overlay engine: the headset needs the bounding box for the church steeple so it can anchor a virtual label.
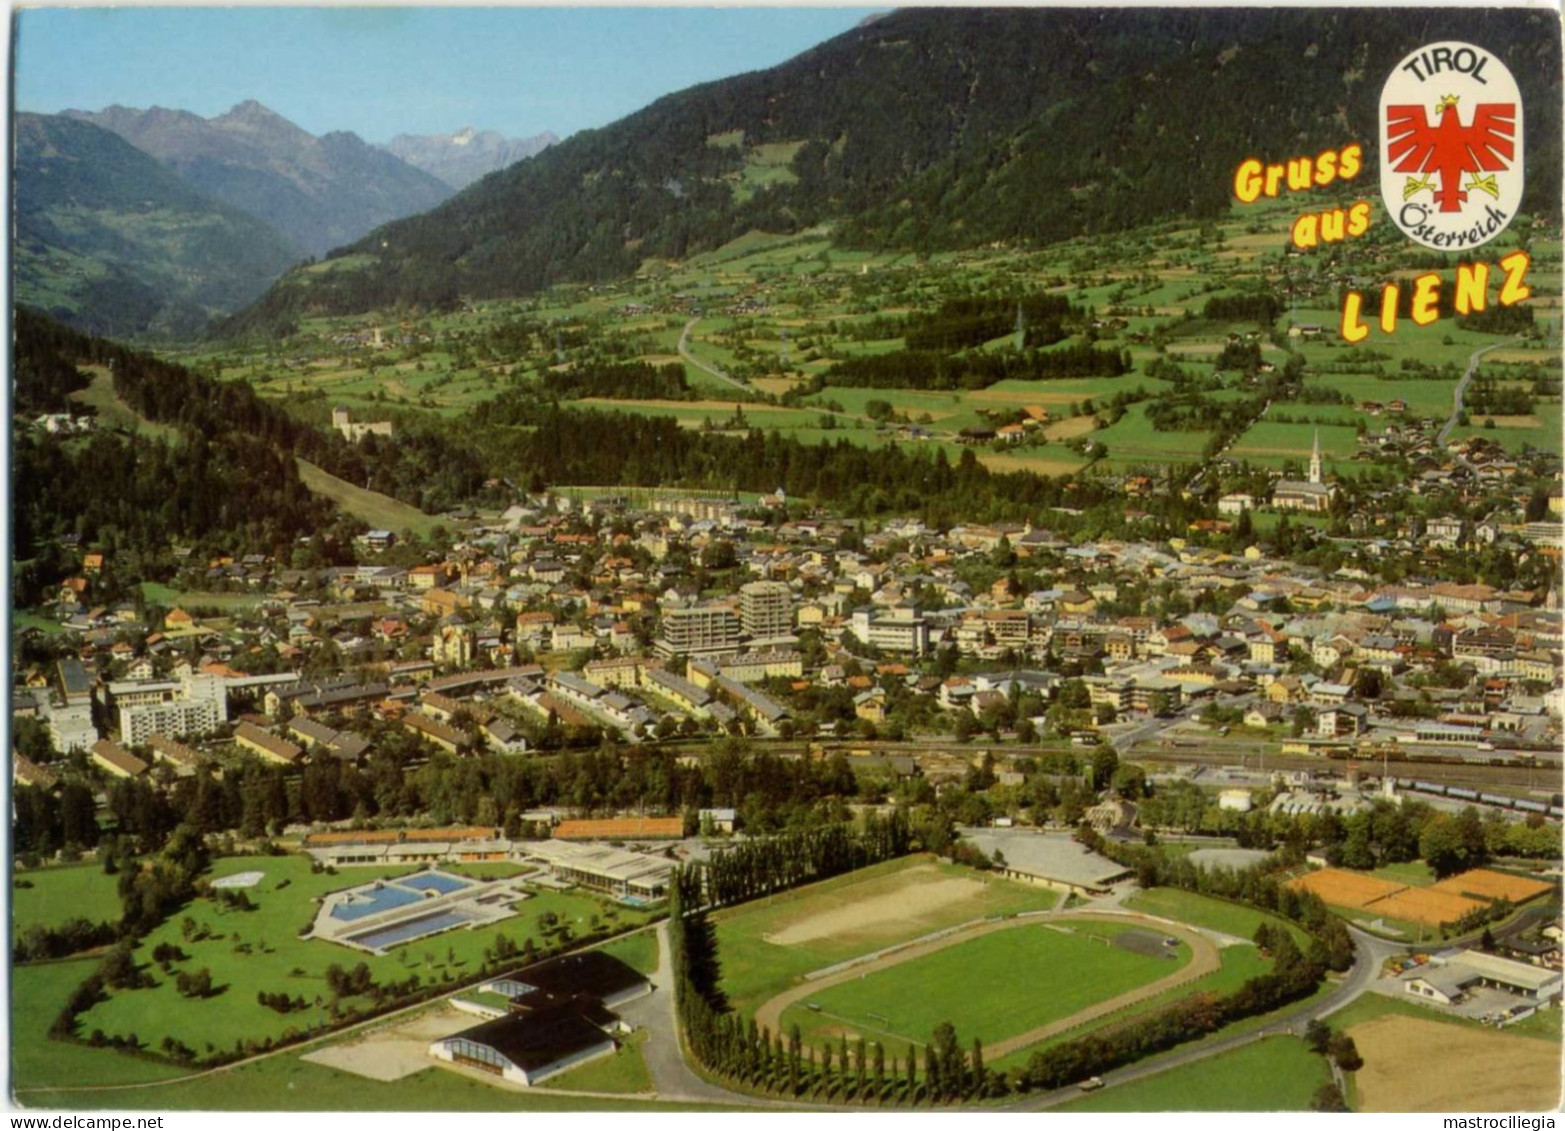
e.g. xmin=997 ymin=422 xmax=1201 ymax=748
xmin=1309 ymin=429 xmax=1323 ymax=485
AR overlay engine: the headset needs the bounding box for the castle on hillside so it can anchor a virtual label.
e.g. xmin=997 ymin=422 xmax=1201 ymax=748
xmin=332 ymin=407 xmax=393 ymax=443
xmin=1271 ymin=430 xmax=1337 ymax=513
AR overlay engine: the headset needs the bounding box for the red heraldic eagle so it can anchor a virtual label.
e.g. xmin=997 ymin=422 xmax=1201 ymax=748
xmin=1385 ymin=95 xmax=1516 ymax=213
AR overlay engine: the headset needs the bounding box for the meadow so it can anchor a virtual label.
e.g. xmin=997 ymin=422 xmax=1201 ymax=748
xmin=541 ymin=1028 xmax=654 ymax=1095
xmin=1122 ymin=887 xmax=1310 ymax=948
xmin=1056 ymin=1035 xmax=1331 ymax=1112
xmin=11 ymin=958 xmax=194 ymax=1093
xmin=68 ymin=367 xmax=183 ymax=445
xmin=11 ymin=863 xmax=124 ymax=935
xmin=295 ymin=458 xmax=446 ymax=538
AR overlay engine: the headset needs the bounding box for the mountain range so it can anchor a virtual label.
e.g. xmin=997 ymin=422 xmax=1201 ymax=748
xmin=62 ymin=100 xmax=456 ymax=258
xmin=383 ymin=127 xmax=559 ymax=190
xmin=222 ymin=6 xmax=1562 ymax=338
xmin=13 ymin=113 xmax=305 ymax=339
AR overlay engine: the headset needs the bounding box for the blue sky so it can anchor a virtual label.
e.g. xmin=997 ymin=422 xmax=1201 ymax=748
xmin=14 ymin=7 xmax=878 ymax=143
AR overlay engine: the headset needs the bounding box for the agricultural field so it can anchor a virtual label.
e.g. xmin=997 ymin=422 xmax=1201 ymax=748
xmin=710 ymin=855 xmax=1058 ymax=1016
xmin=58 ymin=854 xmax=651 ymax=1063
xmin=172 ymin=185 xmax=1556 ymax=499
xmin=1332 ymin=994 xmax=1562 ymax=1113
xmin=1226 ymin=419 xmax=1361 ymax=474
xmin=1286 ymin=866 xmax=1549 ymax=933
xmin=1057 ymin=1035 xmax=1332 ymax=1112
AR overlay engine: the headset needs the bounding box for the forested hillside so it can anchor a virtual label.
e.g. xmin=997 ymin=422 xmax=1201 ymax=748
xmin=223 ymin=7 xmax=1562 ymax=335
xmin=11 ymin=309 xmax=345 ymax=604
xmin=14 ymin=114 xmax=304 ymax=339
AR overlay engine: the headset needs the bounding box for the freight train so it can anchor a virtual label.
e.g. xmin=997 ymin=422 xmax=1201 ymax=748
xmin=1394 ymin=777 xmax=1564 ymax=819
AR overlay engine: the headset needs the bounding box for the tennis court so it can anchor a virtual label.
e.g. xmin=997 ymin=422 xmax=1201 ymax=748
xmin=1428 ymin=869 xmax=1555 ymax=905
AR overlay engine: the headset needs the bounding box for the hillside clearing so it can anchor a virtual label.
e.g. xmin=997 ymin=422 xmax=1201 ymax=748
xmin=296 ymin=459 xmax=443 ymax=539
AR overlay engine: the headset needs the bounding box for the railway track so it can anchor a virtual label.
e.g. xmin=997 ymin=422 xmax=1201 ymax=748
xmin=741 ymin=739 xmax=1561 ymax=793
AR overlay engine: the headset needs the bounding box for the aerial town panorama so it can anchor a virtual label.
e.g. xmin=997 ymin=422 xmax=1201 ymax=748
xmin=8 ymin=5 xmax=1564 ymax=1117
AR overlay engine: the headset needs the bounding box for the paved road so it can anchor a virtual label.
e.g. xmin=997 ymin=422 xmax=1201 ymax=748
xmin=1438 ymin=338 xmax=1516 ymax=447
xmin=677 ymin=317 xmax=747 ymax=392
xmin=616 ymin=920 xmax=766 ymax=1105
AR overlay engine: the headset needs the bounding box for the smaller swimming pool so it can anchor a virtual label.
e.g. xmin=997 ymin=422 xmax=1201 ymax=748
xmin=400 ymin=872 xmax=471 ymax=895
xmin=330 ymin=884 xmax=423 ymax=922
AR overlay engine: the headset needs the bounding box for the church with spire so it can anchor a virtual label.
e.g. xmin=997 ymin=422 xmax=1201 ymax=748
xmin=1271 ymin=430 xmax=1338 ymax=513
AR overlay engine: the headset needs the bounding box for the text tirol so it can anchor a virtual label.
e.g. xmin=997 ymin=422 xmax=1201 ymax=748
xmin=1339 ymin=251 xmax=1531 ymax=342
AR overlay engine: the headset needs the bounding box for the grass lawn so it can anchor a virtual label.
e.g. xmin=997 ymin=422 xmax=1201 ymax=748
xmin=779 ymin=921 xmax=1189 ymax=1050
xmin=13 ymin=611 xmax=67 ymax=635
xmin=1327 ymin=989 xmax=1563 ymax=1045
xmin=72 ymin=855 xmax=650 ymax=1063
xmin=1451 ymin=417 xmax=1563 ymax=454
xmin=296 ymin=459 xmax=443 ymax=539
xmin=138 ymin=581 xmax=262 ymax=613
xmin=540 ymin=1029 xmax=654 ymax=1094
xmin=1090 ymin=402 xmax=1212 ymax=464
xmin=11 ymin=864 xmax=124 ymax=937
xmin=984 ymin=937 xmax=1275 ymax=1074
xmin=22 ymin=1054 xmax=718 ymax=1112
xmin=1056 ymin=1035 xmax=1331 ymax=1111
xmin=1228 ymin=419 xmax=1363 ymax=472
xmin=1123 ymin=887 xmax=1310 ymax=948
xmin=598 ymin=930 xmax=659 ymax=976
xmin=714 ymin=855 xmax=1057 ymax=1017
xmin=11 ymin=958 xmax=195 ymax=1093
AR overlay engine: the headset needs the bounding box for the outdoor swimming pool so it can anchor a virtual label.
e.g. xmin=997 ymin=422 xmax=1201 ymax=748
xmin=330 ymin=884 xmax=425 ymax=922
xmin=400 ymin=872 xmax=471 ymax=896
xmin=348 ymin=909 xmax=476 ymax=950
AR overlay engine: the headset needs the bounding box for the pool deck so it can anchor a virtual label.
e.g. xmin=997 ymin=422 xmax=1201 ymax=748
xmin=307 ymin=868 xmax=531 ymax=955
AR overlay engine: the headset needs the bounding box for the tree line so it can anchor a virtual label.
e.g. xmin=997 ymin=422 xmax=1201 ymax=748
xmin=669 ymin=867 xmax=998 ymax=1103
xmin=902 ymin=294 xmax=1075 ymax=352
xmin=823 ymin=342 xmax=1130 ymax=391
xmin=677 ymin=811 xmax=911 ymax=910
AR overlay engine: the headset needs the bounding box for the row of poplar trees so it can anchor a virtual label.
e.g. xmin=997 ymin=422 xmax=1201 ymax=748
xmin=669 ymin=856 xmax=1001 ymax=1103
xmin=675 ymin=812 xmax=911 ymax=911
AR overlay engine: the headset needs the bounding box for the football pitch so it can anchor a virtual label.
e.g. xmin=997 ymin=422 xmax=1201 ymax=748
xmin=775 ymin=921 xmax=1191 ymax=1051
